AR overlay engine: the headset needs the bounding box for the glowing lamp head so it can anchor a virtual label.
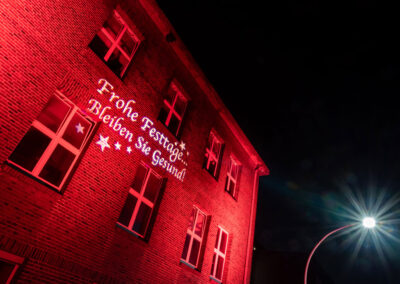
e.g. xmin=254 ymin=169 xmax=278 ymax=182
xmin=362 ymin=217 xmax=376 ymax=228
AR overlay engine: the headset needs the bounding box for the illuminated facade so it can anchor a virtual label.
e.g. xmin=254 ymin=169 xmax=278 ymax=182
xmin=0 ymin=0 xmax=269 ymax=283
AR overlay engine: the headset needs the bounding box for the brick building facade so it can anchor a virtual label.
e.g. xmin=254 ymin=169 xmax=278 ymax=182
xmin=0 ymin=0 xmax=269 ymax=283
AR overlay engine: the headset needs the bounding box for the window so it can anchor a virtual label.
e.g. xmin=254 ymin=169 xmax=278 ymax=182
xmin=225 ymin=156 xmax=241 ymax=199
xmin=7 ymin=93 xmax=95 ymax=191
xmin=181 ymin=207 xmax=207 ymax=269
xmin=0 ymin=250 xmax=24 ymax=283
xmin=89 ymin=10 xmax=141 ymax=77
xmin=203 ymin=131 xmax=224 ymax=178
xmin=210 ymin=227 xmax=229 ymax=282
xmin=117 ymin=163 xmax=164 ymax=239
xmin=158 ymin=81 xmax=188 ymax=136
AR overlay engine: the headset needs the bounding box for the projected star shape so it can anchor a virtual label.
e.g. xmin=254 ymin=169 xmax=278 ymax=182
xmin=75 ymin=123 xmax=84 ymax=134
xmin=114 ymin=142 xmax=121 ymax=150
xmin=179 ymin=141 xmax=186 ymax=151
xmin=96 ymin=135 xmax=111 ymax=152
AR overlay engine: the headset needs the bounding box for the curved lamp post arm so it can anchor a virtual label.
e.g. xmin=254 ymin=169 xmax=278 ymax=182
xmin=304 ymin=224 xmax=355 ymax=284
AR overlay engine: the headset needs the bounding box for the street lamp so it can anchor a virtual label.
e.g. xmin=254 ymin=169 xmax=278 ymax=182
xmin=362 ymin=217 xmax=376 ymax=228
xmin=304 ymin=217 xmax=376 ymax=284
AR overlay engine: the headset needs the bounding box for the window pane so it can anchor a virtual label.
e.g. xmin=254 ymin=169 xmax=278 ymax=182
xmin=174 ymin=95 xmax=186 ymax=116
xmin=228 ymin=160 xmax=233 ymax=174
xmin=195 ymin=213 xmax=205 ymax=236
xmin=0 ymin=261 xmax=15 ymax=282
xmin=104 ymin=13 xmax=123 ymax=39
xmin=229 ymin=160 xmax=235 ymax=178
xmin=230 ymin=162 xmax=237 ymax=179
xmin=132 ymin=203 xmax=152 ymax=236
xmin=188 ymin=239 xmax=200 ymax=266
xmin=106 ymin=49 xmax=123 ymax=75
xmin=228 ymin=180 xmax=235 ymax=195
xmin=167 ymin=114 xmax=180 ymax=135
xmin=158 ymin=105 xmax=169 ymax=125
xmin=89 ymin=34 xmax=110 ymax=59
xmin=210 ymin=253 xmax=216 ymax=275
xmin=120 ymin=30 xmax=136 ymax=55
xmin=181 ymin=234 xmax=191 ymax=260
xmin=220 ymin=232 xmax=227 ymax=254
xmin=165 ymin=86 xmax=176 ymax=104
xmin=216 ymin=255 xmax=224 ymax=280
xmin=187 ymin=209 xmax=196 ymax=231
xmin=36 ymin=95 xmax=70 ymax=132
xmin=118 ymin=194 xmax=138 ymax=227
xmin=62 ymin=113 xmax=91 ymax=149
xmin=224 ymin=176 xmax=229 ymax=192
xmin=9 ymin=127 xmax=51 ymax=171
xmin=208 ymin=160 xmax=216 ymax=176
xmin=106 ymin=49 xmax=129 ymax=76
xmin=97 ymin=31 xmax=113 ymax=49
xmin=211 ymin=140 xmax=220 ymax=157
xmin=143 ymin=172 xmax=162 ymax=203
xmin=131 ymin=165 xmax=147 ymax=193
xmin=39 ymin=145 xmax=76 ymax=187
xmin=215 ymin=228 xmax=220 ymax=248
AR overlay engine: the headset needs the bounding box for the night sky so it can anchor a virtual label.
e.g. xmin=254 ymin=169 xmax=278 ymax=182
xmin=157 ymin=0 xmax=400 ymax=283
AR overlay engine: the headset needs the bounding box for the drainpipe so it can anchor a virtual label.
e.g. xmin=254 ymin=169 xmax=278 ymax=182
xmin=244 ymin=164 xmax=261 ymax=283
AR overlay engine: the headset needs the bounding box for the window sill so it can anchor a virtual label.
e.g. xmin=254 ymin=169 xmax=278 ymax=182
xmin=209 ymin=276 xmax=222 ymax=283
xmin=202 ymin=167 xmax=219 ymax=182
xmin=224 ymin=189 xmax=238 ymax=201
xmin=115 ymin=222 xmax=147 ymax=242
xmin=179 ymin=259 xmax=200 ymax=272
xmin=4 ymin=161 xmax=64 ymax=194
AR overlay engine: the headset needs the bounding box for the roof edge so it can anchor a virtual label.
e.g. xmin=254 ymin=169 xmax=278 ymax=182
xmin=138 ymin=0 xmax=269 ymax=176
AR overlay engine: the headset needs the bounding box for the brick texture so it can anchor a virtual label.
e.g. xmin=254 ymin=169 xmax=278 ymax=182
xmin=0 ymin=0 xmax=266 ymax=283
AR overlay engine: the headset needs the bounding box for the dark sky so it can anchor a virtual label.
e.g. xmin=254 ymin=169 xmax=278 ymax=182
xmin=157 ymin=0 xmax=400 ymax=283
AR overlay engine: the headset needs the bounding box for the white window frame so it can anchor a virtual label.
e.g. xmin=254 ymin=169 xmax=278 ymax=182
xmin=162 ymin=81 xmax=188 ymax=136
xmin=95 ymin=10 xmax=141 ymax=77
xmin=117 ymin=164 xmax=162 ymax=238
xmin=204 ymin=131 xmax=223 ymax=177
xmin=7 ymin=92 xmax=95 ymax=191
xmin=181 ymin=206 xmax=207 ymax=268
xmin=0 ymin=250 xmax=24 ymax=284
xmin=210 ymin=226 xmax=229 ymax=282
xmin=225 ymin=156 xmax=241 ymax=198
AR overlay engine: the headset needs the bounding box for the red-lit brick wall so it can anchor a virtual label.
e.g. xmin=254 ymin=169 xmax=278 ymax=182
xmin=0 ymin=0 xmax=264 ymax=283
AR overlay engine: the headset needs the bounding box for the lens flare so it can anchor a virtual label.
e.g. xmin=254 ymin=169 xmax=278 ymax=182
xmin=362 ymin=217 xmax=376 ymax=228
xmin=329 ymin=185 xmax=400 ymax=269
